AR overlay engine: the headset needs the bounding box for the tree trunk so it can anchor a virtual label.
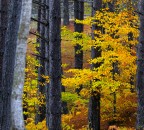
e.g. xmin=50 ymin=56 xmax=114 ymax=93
xmin=88 ymin=0 xmax=102 ymax=130
xmin=74 ymin=0 xmax=84 ymax=95
xmin=63 ymin=0 xmax=70 ymax=25
xmin=136 ymin=0 xmax=144 ymax=128
xmin=0 ymin=1 xmax=9 ymax=128
xmin=35 ymin=0 xmax=46 ymax=124
xmin=74 ymin=0 xmax=84 ymax=69
xmin=88 ymin=92 xmax=100 ymax=130
xmin=48 ymin=0 xmax=62 ymax=129
xmin=11 ymin=0 xmax=32 ymax=129
xmin=0 ymin=0 xmax=22 ymax=129
xmin=44 ymin=0 xmax=50 ymax=127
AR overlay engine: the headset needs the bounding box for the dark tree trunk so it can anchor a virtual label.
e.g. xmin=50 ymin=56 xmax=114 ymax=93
xmin=45 ymin=0 xmax=49 ymax=127
xmin=48 ymin=0 xmax=61 ymax=129
xmin=88 ymin=0 xmax=102 ymax=130
xmin=0 ymin=0 xmax=9 ymax=129
xmin=88 ymin=91 xmax=100 ymax=130
xmin=74 ymin=0 xmax=84 ymax=69
xmin=35 ymin=0 xmax=46 ymax=124
xmin=0 ymin=0 xmax=22 ymax=129
xmin=136 ymin=0 xmax=144 ymax=128
xmin=74 ymin=0 xmax=84 ymax=95
xmin=63 ymin=0 xmax=70 ymax=25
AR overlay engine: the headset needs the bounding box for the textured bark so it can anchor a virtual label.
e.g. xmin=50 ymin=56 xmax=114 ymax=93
xmin=11 ymin=0 xmax=32 ymax=129
xmin=136 ymin=0 xmax=144 ymax=128
xmin=48 ymin=0 xmax=61 ymax=129
xmin=0 ymin=1 xmax=9 ymax=128
xmin=88 ymin=0 xmax=102 ymax=130
xmin=35 ymin=0 xmax=46 ymax=124
xmin=0 ymin=0 xmax=22 ymax=129
xmin=63 ymin=0 xmax=70 ymax=25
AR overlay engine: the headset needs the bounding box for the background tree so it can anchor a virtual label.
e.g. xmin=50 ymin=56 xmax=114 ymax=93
xmin=74 ymin=0 xmax=84 ymax=95
xmin=63 ymin=0 xmax=70 ymax=25
xmin=35 ymin=0 xmax=47 ymax=124
xmin=88 ymin=0 xmax=102 ymax=129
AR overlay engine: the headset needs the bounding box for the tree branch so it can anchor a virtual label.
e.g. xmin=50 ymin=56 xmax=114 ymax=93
xmin=31 ymin=17 xmax=48 ymax=26
xmin=29 ymin=31 xmax=48 ymax=42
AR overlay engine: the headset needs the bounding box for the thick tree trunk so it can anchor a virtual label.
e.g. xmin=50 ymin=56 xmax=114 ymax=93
xmin=63 ymin=0 xmax=70 ymax=25
xmin=0 ymin=0 xmax=22 ymax=129
xmin=11 ymin=0 xmax=32 ymax=129
xmin=88 ymin=0 xmax=102 ymax=130
xmin=136 ymin=0 xmax=144 ymax=128
xmin=0 ymin=1 xmax=9 ymax=128
xmin=48 ymin=0 xmax=61 ymax=129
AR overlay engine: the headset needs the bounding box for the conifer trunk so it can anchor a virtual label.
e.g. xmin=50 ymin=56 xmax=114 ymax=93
xmin=0 ymin=0 xmax=9 ymax=129
xmin=45 ymin=0 xmax=49 ymax=127
xmin=74 ymin=0 xmax=84 ymax=95
xmin=0 ymin=0 xmax=22 ymax=129
xmin=48 ymin=0 xmax=61 ymax=129
xmin=63 ymin=0 xmax=69 ymax=25
xmin=136 ymin=0 xmax=144 ymax=128
xmin=88 ymin=0 xmax=102 ymax=129
xmin=35 ymin=0 xmax=47 ymax=124
xmin=74 ymin=0 xmax=84 ymax=69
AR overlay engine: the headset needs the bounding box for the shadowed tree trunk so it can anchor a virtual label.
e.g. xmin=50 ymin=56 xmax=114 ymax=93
xmin=45 ymin=0 xmax=49 ymax=127
xmin=48 ymin=0 xmax=62 ymax=129
xmin=0 ymin=1 xmax=9 ymax=128
xmin=0 ymin=0 xmax=22 ymax=129
xmin=11 ymin=0 xmax=32 ymax=129
xmin=74 ymin=0 xmax=84 ymax=69
xmin=74 ymin=0 xmax=84 ymax=95
xmin=35 ymin=0 xmax=47 ymax=124
xmin=63 ymin=0 xmax=70 ymax=25
xmin=88 ymin=0 xmax=102 ymax=129
xmin=136 ymin=0 xmax=144 ymax=128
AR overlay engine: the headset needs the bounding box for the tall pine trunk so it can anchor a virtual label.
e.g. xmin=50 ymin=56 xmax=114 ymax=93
xmin=0 ymin=1 xmax=9 ymax=128
xmin=88 ymin=0 xmax=102 ymax=129
xmin=45 ymin=0 xmax=49 ymax=127
xmin=74 ymin=0 xmax=84 ymax=95
xmin=48 ymin=0 xmax=62 ymax=129
xmin=11 ymin=0 xmax=32 ymax=129
xmin=136 ymin=0 xmax=144 ymax=128
xmin=35 ymin=0 xmax=47 ymax=124
xmin=0 ymin=0 xmax=22 ymax=129
xmin=74 ymin=0 xmax=84 ymax=69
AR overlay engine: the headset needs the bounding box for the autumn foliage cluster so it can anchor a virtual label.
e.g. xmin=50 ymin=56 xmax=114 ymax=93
xmin=24 ymin=1 xmax=138 ymax=129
